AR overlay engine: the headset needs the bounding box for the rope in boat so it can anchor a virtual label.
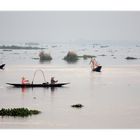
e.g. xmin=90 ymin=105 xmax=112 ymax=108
xmin=32 ymin=69 xmax=47 ymax=84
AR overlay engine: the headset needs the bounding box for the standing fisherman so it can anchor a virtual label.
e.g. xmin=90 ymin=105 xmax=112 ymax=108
xmin=89 ymin=58 xmax=99 ymax=70
xmin=89 ymin=57 xmax=102 ymax=72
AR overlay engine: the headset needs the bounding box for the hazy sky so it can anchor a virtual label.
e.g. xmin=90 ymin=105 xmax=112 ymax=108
xmin=0 ymin=11 xmax=140 ymax=42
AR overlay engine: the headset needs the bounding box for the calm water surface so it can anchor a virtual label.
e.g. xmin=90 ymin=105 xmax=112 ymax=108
xmin=0 ymin=43 xmax=140 ymax=128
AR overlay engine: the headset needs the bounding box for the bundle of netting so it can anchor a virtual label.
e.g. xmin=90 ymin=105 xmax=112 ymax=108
xmin=64 ymin=51 xmax=78 ymax=62
xmin=39 ymin=51 xmax=52 ymax=61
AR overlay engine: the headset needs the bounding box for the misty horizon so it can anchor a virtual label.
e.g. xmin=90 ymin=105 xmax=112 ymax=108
xmin=0 ymin=11 xmax=140 ymax=42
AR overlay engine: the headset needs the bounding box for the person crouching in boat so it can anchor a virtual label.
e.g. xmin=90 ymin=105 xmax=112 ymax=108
xmin=51 ymin=77 xmax=58 ymax=84
xmin=22 ymin=77 xmax=29 ymax=85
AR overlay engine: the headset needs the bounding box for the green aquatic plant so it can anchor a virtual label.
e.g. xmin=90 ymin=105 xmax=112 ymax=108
xmin=32 ymin=57 xmax=39 ymax=60
xmin=0 ymin=108 xmax=41 ymax=117
xmin=78 ymin=55 xmax=96 ymax=60
xmin=83 ymin=55 xmax=95 ymax=59
xmin=71 ymin=104 xmax=84 ymax=108
xmin=98 ymin=54 xmax=106 ymax=56
xmin=64 ymin=51 xmax=78 ymax=62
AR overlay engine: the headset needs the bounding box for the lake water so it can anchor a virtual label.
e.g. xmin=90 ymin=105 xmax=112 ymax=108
xmin=0 ymin=42 xmax=140 ymax=128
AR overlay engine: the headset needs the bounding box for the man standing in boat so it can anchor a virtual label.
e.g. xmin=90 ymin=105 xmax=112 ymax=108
xmin=89 ymin=58 xmax=98 ymax=69
xmin=89 ymin=58 xmax=102 ymax=72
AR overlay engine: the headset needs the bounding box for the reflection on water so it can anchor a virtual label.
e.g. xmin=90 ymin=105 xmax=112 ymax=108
xmin=22 ymin=87 xmax=27 ymax=93
xmin=39 ymin=59 xmax=51 ymax=64
xmin=50 ymin=87 xmax=56 ymax=93
xmin=20 ymin=87 xmax=58 ymax=94
xmin=64 ymin=60 xmax=79 ymax=64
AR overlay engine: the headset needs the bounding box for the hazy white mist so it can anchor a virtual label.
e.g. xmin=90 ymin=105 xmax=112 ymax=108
xmin=0 ymin=11 xmax=140 ymax=42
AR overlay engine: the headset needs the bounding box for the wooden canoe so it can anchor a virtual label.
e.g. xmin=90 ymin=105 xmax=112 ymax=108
xmin=6 ymin=82 xmax=70 ymax=88
xmin=92 ymin=66 xmax=102 ymax=72
xmin=0 ymin=64 xmax=5 ymax=69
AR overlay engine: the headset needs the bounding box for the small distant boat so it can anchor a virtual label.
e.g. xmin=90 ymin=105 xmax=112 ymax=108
xmin=0 ymin=64 xmax=5 ymax=69
xmin=92 ymin=66 xmax=102 ymax=72
xmin=6 ymin=82 xmax=70 ymax=88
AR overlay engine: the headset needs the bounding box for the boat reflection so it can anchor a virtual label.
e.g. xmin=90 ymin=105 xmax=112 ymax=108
xmin=50 ymin=87 xmax=57 ymax=93
xmin=21 ymin=86 xmax=58 ymax=94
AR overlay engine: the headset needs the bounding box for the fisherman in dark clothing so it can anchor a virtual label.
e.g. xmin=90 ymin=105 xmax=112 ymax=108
xmin=51 ymin=77 xmax=58 ymax=84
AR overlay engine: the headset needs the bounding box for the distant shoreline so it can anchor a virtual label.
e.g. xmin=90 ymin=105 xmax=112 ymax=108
xmin=0 ymin=45 xmax=44 ymax=50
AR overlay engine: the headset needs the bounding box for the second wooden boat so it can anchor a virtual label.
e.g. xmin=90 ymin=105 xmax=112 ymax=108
xmin=92 ymin=66 xmax=102 ymax=72
xmin=0 ymin=64 xmax=5 ymax=69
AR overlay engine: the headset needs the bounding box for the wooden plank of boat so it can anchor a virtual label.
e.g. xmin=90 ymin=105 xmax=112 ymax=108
xmin=92 ymin=66 xmax=102 ymax=72
xmin=6 ymin=82 xmax=70 ymax=88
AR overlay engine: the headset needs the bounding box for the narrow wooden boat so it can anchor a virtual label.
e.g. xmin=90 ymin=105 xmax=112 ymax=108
xmin=6 ymin=82 xmax=70 ymax=88
xmin=0 ymin=64 xmax=5 ymax=69
xmin=92 ymin=66 xmax=102 ymax=72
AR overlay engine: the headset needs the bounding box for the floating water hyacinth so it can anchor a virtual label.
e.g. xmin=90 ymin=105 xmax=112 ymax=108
xmin=78 ymin=54 xmax=96 ymax=60
xmin=39 ymin=51 xmax=52 ymax=61
xmin=0 ymin=108 xmax=41 ymax=117
xmin=63 ymin=51 xmax=78 ymax=63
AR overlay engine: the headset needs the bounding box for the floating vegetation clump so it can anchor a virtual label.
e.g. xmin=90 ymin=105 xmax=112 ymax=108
xmin=71 ymin=104 xmax=84 ymax=108
xmin=0 ymin=108 xmax=41 ymax=117
xmin=64 ymin=51 xmax=78 ymax=62
xmin=3 ymin=49 xmax=12 ymax=51
xmin=0 ymin=45 xmax=44 ymax=50
xmin=83 ymin=55 xmax=95 ymax=60
xmin=79 ymin=55 xmax=96 ymax=60
xmin=32 ymin=57 xmax=39 ymax=60
xmin=125 ymin=56 xmax=138 ymax=60
xmin=25 ymin=42 xmax=39 ymax=46
xmin=51 ymin=45 xmax=57 ymax=48
xmin=100 ymin=45 xmax=109 ymax=48
xmin=98 ymin=54 xmax=106 ymax=56
xmin=39 ymin=51 xmax=52 ymax=61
